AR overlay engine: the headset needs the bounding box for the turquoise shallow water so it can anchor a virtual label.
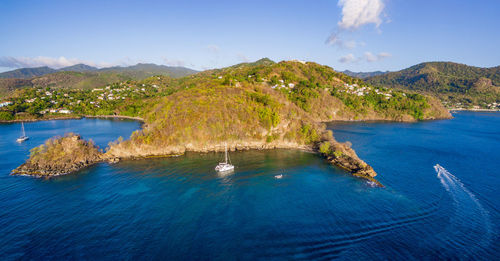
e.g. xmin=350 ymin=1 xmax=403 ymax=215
xmin=0 ymin=113 xmax=498 ymax=260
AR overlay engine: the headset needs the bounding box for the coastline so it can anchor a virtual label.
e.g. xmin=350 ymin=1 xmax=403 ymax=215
xmin=0 ymin=114 xmax=145 ymax=123
xmin=5 ymin=113 xmax=390 ymax=186
xmin=103 ymin=139 xmax=382 ymax=187
xmin=84 ymin=115 xmax=145 ymax=122
xmin=449 ymin=108 xmax=500 ymax=112
xmin=0 ymin=116 xmax=82 ymax=123
xmin=12 ymin=136 xmax=383 ymax=187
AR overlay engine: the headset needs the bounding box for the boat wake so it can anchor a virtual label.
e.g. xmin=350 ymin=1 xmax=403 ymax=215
xmin=434 ymin=164 xmax=493 ymax=257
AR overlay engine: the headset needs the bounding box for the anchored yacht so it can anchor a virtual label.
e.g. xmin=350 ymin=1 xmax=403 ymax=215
xmin=215 ymin=143 xmax=234 ymax=172
xmin=16 ymin=122 xmax=29 ymax=143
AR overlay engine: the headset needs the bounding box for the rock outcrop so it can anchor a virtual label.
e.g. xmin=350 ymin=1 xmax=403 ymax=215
xmin=317 ymin=131 xmax=383 ymax=186
xmin=12 ymin=133 xmax=103 ymax=177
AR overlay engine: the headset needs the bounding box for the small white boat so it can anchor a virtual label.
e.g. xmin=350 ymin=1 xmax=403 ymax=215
xmin=16 ymin=122 xmax=29 ymax=143
xmin=275 ymin=174 xmax=283 ymax=179
xmin=215 ymin=143 xmax=234 ymax=172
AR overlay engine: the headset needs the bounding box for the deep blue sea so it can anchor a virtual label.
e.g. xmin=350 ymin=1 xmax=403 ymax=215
xmin=0 ymin=113 xmax=498 ymax=260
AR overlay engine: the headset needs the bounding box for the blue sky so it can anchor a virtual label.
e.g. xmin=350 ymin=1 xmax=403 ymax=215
xmin=0 ymin=0 xmax=499 ymax=72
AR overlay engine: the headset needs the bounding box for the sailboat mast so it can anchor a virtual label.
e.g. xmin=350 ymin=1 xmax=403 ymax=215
xmin=225 ymin=143 xmax=228 ymax=163
xmin=21 ymin=122 xmax=25 ymax=136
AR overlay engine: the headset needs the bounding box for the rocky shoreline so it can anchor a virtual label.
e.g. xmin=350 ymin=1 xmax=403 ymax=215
xmin=12 ymin=160 xmax=100 ymax=178
xmin=449 ymin=108 xmax=500 ymax=112
xmin=12 ymin=134 xmax=383 ymax=186
xmin=0 ymin=114 xmax=145 ymax=123
xmin=84 ymin=115 xmax=145 ymax=122
xmin=0 ymin=115 xmax=82 ymax=123
xmin=11 ymin=134 xmax=103 ymax=178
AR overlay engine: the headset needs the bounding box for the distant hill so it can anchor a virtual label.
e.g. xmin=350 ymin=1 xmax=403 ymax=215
xmin=0 ymin=63 xmax=198 ymax=96
xmin=59 ymin=64 xmax=98 ymax=72
xmin=0 ymin=63 xmax=197 ymax=79
xmin=0 ymin=71 xmax=134 ymax=96
xmin=0 ymin=66 xmax=57 ymax=79
xmin=99 ymin=63 xmax=197 ymax=79
xmin=342 ymin=70 xmax=388 ymax=79
xmin=366 ymin=62 xmax=500 ymax=108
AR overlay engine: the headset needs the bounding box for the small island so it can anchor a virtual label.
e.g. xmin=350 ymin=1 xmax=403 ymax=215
xmin=11 ymin=133 xmax=103 ymax=177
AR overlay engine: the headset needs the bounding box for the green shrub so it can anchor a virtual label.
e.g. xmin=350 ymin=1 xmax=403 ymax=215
xmin=319 ymin=141 xmax=331 ymax=155
xmin=0 ymin=111 xmax=14 ymax=121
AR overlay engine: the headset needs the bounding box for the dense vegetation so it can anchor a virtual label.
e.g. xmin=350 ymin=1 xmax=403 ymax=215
xmin=0 ymin=66 xmax=57 ymax=79
xmin=342 ymin=70 xmax=388 ymax=79
xmin=0 ymin=77 xmax=169 ymax=121
xmin=12 ymin=133 xmax=103 ymax=177
xmin=104 ymin=59 xmax=448 ymax=160
xmin=0 ymin=63 xmax=197 ymax=96
xmin=366 ymin=62 xmax=500 ymax=109
xmin=1 ymin=59 xmax=450 ymax=122
xmin=9 ymin=59 xmax=452 ymax=183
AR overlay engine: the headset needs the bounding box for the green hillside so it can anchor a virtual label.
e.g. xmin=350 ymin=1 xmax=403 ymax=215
xmin=0 ymin=66 xmax=57 ymax=79
xmin=2 ymin=59 xmax=450 ymax=122
xmin=99 ymin=63 xmax=197 ymax=78
xmin=3 ymin=59 xmax=453 ymax=184
xmin=342 ymin=70 xmax=388 ymax=79
xmin=0 ymin=68 xmax=197 ymax=97
xmin=366 ymin=62 xmax=500 ymax=109
xmin=0 ymin=63 xmax=198 ymax=96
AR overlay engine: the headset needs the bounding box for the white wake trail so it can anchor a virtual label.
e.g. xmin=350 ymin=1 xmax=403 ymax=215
xmin=434 ymin=164 xmax=493 ymax=257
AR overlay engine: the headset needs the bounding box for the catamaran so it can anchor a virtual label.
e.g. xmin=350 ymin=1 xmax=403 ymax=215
xmin=215 ymin=143 xmax=234 ymax=172
xmin=16 ymin=122 xmax=29 ymax=143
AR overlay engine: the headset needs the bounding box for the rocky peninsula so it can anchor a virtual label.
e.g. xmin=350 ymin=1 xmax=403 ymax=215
xmin=11 ymin=133 xmax=103 ymax=177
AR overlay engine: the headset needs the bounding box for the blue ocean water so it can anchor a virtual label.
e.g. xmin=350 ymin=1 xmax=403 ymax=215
xmin=0 ymin=113 xmax=498 ymax=260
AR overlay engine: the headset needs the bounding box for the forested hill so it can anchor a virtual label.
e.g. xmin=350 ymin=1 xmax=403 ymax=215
xmin=366 ymin=62 xmax=500 ymax=109
xmin=2 ymin=58 xmax=450 ymax=123
xmin=0 ymin=63 xmax=198 ymax=96
xmin=0 ymin=63 xmax=197 ymax=79
xmin=0 ymin=66 xmax=57 ymax=79
xmin=342 ymin=70 xmax=388 ymax=79
xmin=4 ymin=59 xmax=452 ymax=183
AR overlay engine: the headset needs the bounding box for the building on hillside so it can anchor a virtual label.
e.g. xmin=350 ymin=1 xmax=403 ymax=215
xmin=0 ymin=101 xmax=13 ymax=107
xmin=58 ymin=109 xmax=72 ymax=114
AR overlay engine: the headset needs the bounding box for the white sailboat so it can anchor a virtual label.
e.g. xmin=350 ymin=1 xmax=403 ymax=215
xmin=215 ymin=143 xmax=234 ymax=172
xmin=16 ymin=122 xmax=29 ymax=143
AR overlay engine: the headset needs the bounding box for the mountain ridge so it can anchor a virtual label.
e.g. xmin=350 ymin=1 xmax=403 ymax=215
xmin=342 ymin=70 xmax=389 ymax=79
xmin=365 ymin=61 xmax=500 ymax=108
xmin=0 ymin=63 xmax=197 ymax=79
xmin=0 ymin=63 xmax=199 ymax=96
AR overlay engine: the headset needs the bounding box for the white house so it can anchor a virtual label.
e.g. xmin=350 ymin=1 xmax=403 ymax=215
xmin=0 ymin=101 xmax=13 ymax=107
xmin=59 ymin=109 xmax=72 ymax=114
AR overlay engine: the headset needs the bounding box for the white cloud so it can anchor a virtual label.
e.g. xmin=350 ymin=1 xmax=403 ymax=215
xmin=364 ymin=51 xmax=391 ymax=62
xmin=325 ymin=33 xmax=357 ymax=49
xmin=343 ymin=40 xmax=357 ymax=49
xmin=339 ymin=51 xmax=391 ymax=63
xmin=338 ymin=0 xmax=385 ymax=30
xmin=326 ymin=33 xmax=341 ymax=46
xmin=162 ymin=58 xmax=186 ymax=67
xmin=0 ymin=56 xmax=114 ymax=69
xmin=364 ymin=52 xmax=378 ymax=62
xmin=339 ymin=53 xmax=357 ymax=63
xmin=206 ymin=45 xmax=220 ymax=53
xmin=378 ymin=52 xmax=391 ymax=58
xmin=327 ymin=0 xmax=386 ymax=48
